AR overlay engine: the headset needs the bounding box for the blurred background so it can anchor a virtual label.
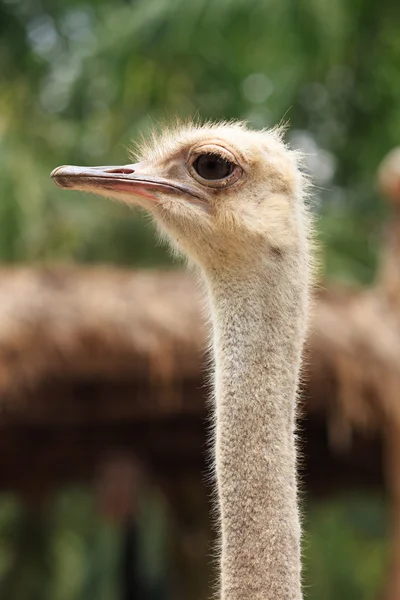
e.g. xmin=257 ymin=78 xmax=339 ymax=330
xmin=1 ymin=0 xmax=400 ymax=598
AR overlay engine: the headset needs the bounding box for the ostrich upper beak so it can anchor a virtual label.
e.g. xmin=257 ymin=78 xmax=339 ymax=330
xmin=50 ymin=163 xmax=201 ymax=202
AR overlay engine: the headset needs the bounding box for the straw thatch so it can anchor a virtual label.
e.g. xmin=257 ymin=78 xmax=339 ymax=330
xmin=309 ymin=286 xmax=400 ymax=443
xmin=0 ymin=266 xmax=399 ymax=427
xmin=0 ymin=266 xmax=206 ymax=399
xmin=0 ymin=265 xmax=399 ymax=438
xmin=0 ymin=248 xmax=398 ymax=500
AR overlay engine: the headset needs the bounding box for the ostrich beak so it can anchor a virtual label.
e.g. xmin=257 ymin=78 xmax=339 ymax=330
xmin=50 ymin=163 xmax=201 ymax=202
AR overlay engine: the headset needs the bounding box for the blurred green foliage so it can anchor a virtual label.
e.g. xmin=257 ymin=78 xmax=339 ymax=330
xmin=0 ymin=488 xmax=171 ymax=600
xmin=1 ymin=0 xmax=400 ymax=280
xmin=0 ymin=490 xmax=388 ymax=600
xmin=304 ymin=494 xmax=388 ymax=600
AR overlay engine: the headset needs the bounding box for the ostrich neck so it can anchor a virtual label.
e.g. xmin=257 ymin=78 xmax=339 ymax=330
xmin=206 ymin=260 xmax=307 ymax=600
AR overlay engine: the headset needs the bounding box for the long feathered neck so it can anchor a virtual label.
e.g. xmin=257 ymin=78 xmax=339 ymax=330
xmin=205 ymin=246 xmax=309 ymax=600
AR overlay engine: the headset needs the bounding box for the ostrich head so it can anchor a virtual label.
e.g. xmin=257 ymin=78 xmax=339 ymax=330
xmin=51 ymin=122 xmax=307 ymax=271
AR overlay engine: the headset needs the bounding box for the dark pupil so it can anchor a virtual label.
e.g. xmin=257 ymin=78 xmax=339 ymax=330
xmin=194 ymin=154 xmax=233 ymax=180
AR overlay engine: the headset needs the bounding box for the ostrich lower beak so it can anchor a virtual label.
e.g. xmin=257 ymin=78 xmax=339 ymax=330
xmin=50 ymin=163 xmax=200 ymax=202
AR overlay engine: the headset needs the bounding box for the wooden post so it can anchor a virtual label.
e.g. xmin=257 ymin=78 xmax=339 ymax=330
xmin=383 ymin=419 xmax=400 ymax=600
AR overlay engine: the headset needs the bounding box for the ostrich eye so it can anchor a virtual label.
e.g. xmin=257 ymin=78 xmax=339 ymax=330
xmin=193 ymin=154 xmax=234 ymax=180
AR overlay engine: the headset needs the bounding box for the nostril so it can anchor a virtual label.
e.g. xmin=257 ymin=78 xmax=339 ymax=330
xmin=105 ymin=167 xmax=135 ymax=175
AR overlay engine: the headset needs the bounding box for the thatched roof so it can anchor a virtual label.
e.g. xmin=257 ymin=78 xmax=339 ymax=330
xmin=0 ymin=265 xmax=397 ymax=496
xmin=0 ymin=265 xmax=399 ymax=438
xmin=0 ymin=267 xmax=206 ymax=398
xmin=308 ymin=286 xmax=400 ymax=445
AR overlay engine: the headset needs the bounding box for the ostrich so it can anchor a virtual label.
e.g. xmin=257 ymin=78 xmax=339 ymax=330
xmin=51 ymin=121 xmax=313 ymax=600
